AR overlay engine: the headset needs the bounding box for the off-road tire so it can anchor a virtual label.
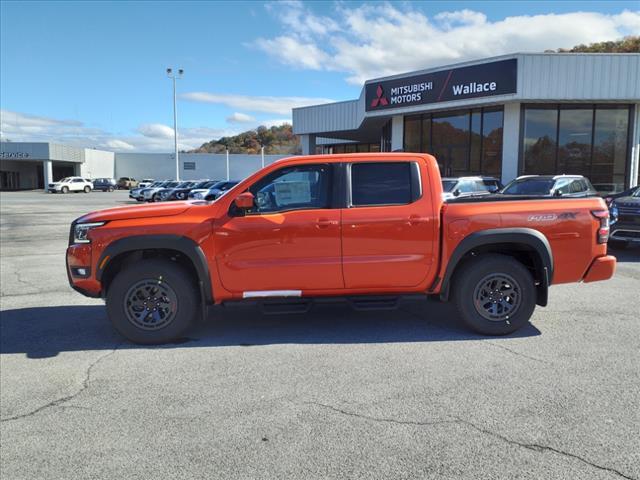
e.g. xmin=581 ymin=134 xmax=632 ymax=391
xmin=452 ymin=254 xmax=536 ymax=335
xmin=106 ymin=259 xmax=198 ymax=344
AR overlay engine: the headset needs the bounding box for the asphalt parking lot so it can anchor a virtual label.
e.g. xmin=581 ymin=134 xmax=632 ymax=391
xmin=1 ymin=190 xmax=639 ymax=480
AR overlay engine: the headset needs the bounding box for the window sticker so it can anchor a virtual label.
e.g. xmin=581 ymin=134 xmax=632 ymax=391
xmin=274 ymin=181 xmax=311 ymax=205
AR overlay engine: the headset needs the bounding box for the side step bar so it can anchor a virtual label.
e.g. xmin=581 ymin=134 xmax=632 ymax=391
xmin=222 ymin=294 xmax=427 ymax=315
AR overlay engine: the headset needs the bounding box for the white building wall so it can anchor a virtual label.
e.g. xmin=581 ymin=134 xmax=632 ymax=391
xmin=631 ymin=104 xmax=640 ymax=187
xmin=115 ymin=153 xmax=289 ymax=181
xmin=501 ymin=103 xmax=521 ymax=184
xmin=81 ymin=149 xmax=115 ymax=179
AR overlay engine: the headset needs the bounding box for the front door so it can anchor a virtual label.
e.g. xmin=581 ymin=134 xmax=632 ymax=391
xmin=341 ymin=161 xmax=437 ymax=289
xmin=214 ymin=163 xmax=343 ymax=294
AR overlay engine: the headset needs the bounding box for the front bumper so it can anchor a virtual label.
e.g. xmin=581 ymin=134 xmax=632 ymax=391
xmin=610 ymin=222 xmax=640 ymax=243
xmin=66 ymin=243 xmax=102 ymax=298
xmin=582 ymin=255 xmax=616 ymax=283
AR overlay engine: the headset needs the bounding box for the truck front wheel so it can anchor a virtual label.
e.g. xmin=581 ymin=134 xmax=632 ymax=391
xmin=452 ymin=254 xmax=536 ymax=335
xmin=106 ymin=259 xmax=198 ymax=344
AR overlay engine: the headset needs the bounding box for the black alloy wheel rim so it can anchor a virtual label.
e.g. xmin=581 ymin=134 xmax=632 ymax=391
xmin=473 ymin=273 xmax=522 ymax=322
xmin=124 ymin=279 xmax=178 ymax=330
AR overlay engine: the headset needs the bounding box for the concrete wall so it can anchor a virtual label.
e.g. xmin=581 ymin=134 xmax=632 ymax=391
xmin=114 ymin=153 xmax=290 ymax=181
xmin=81 ymin=149 xmax=115 ymax=179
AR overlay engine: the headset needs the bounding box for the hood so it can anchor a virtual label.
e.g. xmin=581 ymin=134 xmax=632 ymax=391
xmin=77 ymin=201 xmax=195 ymax=223
xmin=614 ymin=195 xmax=640 ymax=207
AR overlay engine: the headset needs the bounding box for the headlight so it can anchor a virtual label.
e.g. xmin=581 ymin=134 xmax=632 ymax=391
xmin=73 ymin=222 xmax=105 ymax=244
xmin=610 ymin=205 xmax=619 ymax=224
xmin=195 ymin=192 xmax=204 ymax=199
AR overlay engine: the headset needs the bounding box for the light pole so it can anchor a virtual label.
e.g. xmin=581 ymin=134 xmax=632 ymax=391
xmin=166 ymin=67 xmax=183 ymax=181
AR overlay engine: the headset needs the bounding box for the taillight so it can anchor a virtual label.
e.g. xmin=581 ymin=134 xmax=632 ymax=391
xmin=591 ymin=210 xmax=610 ymax=244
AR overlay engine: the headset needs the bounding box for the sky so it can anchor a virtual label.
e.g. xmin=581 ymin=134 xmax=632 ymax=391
xmin=1 ymin=0 xmax=638 ymax=152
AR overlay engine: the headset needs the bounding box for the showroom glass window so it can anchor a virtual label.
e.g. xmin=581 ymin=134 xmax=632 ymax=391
xmin=403 ymin=107 xmax=503 ymax=178
xmin=522 ymin=105 xmax=631 ymax=193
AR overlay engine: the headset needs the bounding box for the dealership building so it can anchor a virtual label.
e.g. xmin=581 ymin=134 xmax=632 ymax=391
xmin=293 ymin=53 xmax=640 ymax=192
xmin=0 ymin=142 xmax=285 ymax=190
xmin=2 ymin=53 xmax=638 ymax=193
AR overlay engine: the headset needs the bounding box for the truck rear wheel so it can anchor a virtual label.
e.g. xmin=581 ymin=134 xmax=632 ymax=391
xmin=106 ymin=259 xmax=198 ymax=344
xmin=452 ymin=254 xmax=536 ymax=335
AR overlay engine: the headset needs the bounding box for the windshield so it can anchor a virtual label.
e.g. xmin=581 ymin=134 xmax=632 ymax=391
xmin=177 ymin=181 xmax=193 ymax=188
xmin=502 ymin=179 xmax=555 ymax=195
xmin=442 ymin=180 xmax=457 ymax=192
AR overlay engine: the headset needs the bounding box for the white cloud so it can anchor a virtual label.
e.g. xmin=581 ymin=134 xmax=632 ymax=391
xmin=0 ymin=109 xmax=294 ymax=153
xmin=226 ymin=112 xmax=256 ymax=123
xmin=253 ymin=36 xmax=331 ymax=70
xmin=181 ymin=92 xmax=334 ymax=115
xmin=136 ymin=123 xmax=175 ymax=139
xmin=103 ymin=139 xmax=136 ymax=151
xmin=255 ymin=4 xmax=640 ymax=84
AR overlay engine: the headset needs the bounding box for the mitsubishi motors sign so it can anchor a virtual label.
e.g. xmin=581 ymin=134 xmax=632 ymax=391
xmin=365 ymin=59 xmax=517 ymax=112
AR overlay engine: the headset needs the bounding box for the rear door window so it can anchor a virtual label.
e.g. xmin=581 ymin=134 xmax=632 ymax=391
xmin=350 ymin=162 xmax=417 ymax=206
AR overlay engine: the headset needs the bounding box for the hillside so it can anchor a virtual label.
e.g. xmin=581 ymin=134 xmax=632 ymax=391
xmin=190 ymin=123 xmax=300 ymax=154
xmin=549 ymin=35 xmax=639 ymax=53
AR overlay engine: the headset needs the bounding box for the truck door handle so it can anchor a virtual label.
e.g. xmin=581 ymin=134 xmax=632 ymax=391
xmin=316 ymin=218 xmax=337 ymax=228
xmin=408 ymin=215 xmax=430 ymax=225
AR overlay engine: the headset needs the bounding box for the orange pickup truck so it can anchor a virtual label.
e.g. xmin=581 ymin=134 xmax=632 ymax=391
xmin=67 ymin=153 xmax=616 ymax=343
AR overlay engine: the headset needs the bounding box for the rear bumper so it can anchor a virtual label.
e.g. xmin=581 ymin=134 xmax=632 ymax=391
xmin=583 ymin=255 xmax=616 ymax=283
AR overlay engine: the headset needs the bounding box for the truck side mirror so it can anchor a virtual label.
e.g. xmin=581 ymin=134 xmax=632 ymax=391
xmin=234 ymin=191 xmax=255 ymax=209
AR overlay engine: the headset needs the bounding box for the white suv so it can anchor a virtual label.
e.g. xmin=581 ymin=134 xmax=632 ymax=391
xmin=48 ymin=177 xmax=93 ymax=194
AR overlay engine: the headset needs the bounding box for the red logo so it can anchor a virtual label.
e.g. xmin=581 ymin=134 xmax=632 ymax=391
xmin=370 ymin=85 xmax=389 ymax=108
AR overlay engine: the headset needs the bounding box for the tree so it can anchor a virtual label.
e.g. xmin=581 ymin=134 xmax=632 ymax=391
xmin=190 ymin=123 xmax=301 ymax=155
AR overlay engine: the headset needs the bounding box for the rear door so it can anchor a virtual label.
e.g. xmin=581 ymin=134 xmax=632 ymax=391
xmin=341 ymin=160 xmax=437 ymax=289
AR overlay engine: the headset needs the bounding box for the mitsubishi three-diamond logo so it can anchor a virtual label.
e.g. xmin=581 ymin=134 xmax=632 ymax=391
xmin=370 ymin=85 xmax=389 ymax=108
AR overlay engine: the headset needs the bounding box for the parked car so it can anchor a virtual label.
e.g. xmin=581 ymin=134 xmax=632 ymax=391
xmin=187 ymin=180 xmax=221 ymax=199
xmin=500 ymin=175 xmax=597 ymax=197
xmin=441 ymin=176 xmax=502 ymax=200
xmin=143 ymin=181 xmax=180 ymax=202
xmin=156 ymin=181 xmax=197 ymax=202
xmin=602 ymin=185 xmax=639 ymax=206
xmin=117 ymin=177 xmax=138 ymax=190
xmin=160 ymin=179 xmax=214 ymax=201
xmin=67 ymin=153 xmax=615 ymax=344
xmin=609 ymin=187 xmax=640 ymax=249
xmin=48 ymin=176 xmax=93 ymax=194
xmin=138 ymin=178 xmax=155 ymax=189
xmin=130 ymin=181 xmax=164 ymax=201
xmin=193 ymin=181 xmax=239 ymax=201
xmin=92 ymin=178 xmax=117 ymax=192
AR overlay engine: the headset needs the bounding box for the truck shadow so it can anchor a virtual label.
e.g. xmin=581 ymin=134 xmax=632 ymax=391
xmin=0 ymin=300 xmax=541 ymax=358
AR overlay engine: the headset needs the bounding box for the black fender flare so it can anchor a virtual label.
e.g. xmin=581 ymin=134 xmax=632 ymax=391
xmin=97 ymin=235 xmax=213 ymax=304
xmin=438 ymin=228 xmax=553 ymax=306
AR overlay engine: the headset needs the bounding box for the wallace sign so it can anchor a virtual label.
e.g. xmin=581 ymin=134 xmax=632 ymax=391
xmin=365 ymin=59 xmax=517 ymax=112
